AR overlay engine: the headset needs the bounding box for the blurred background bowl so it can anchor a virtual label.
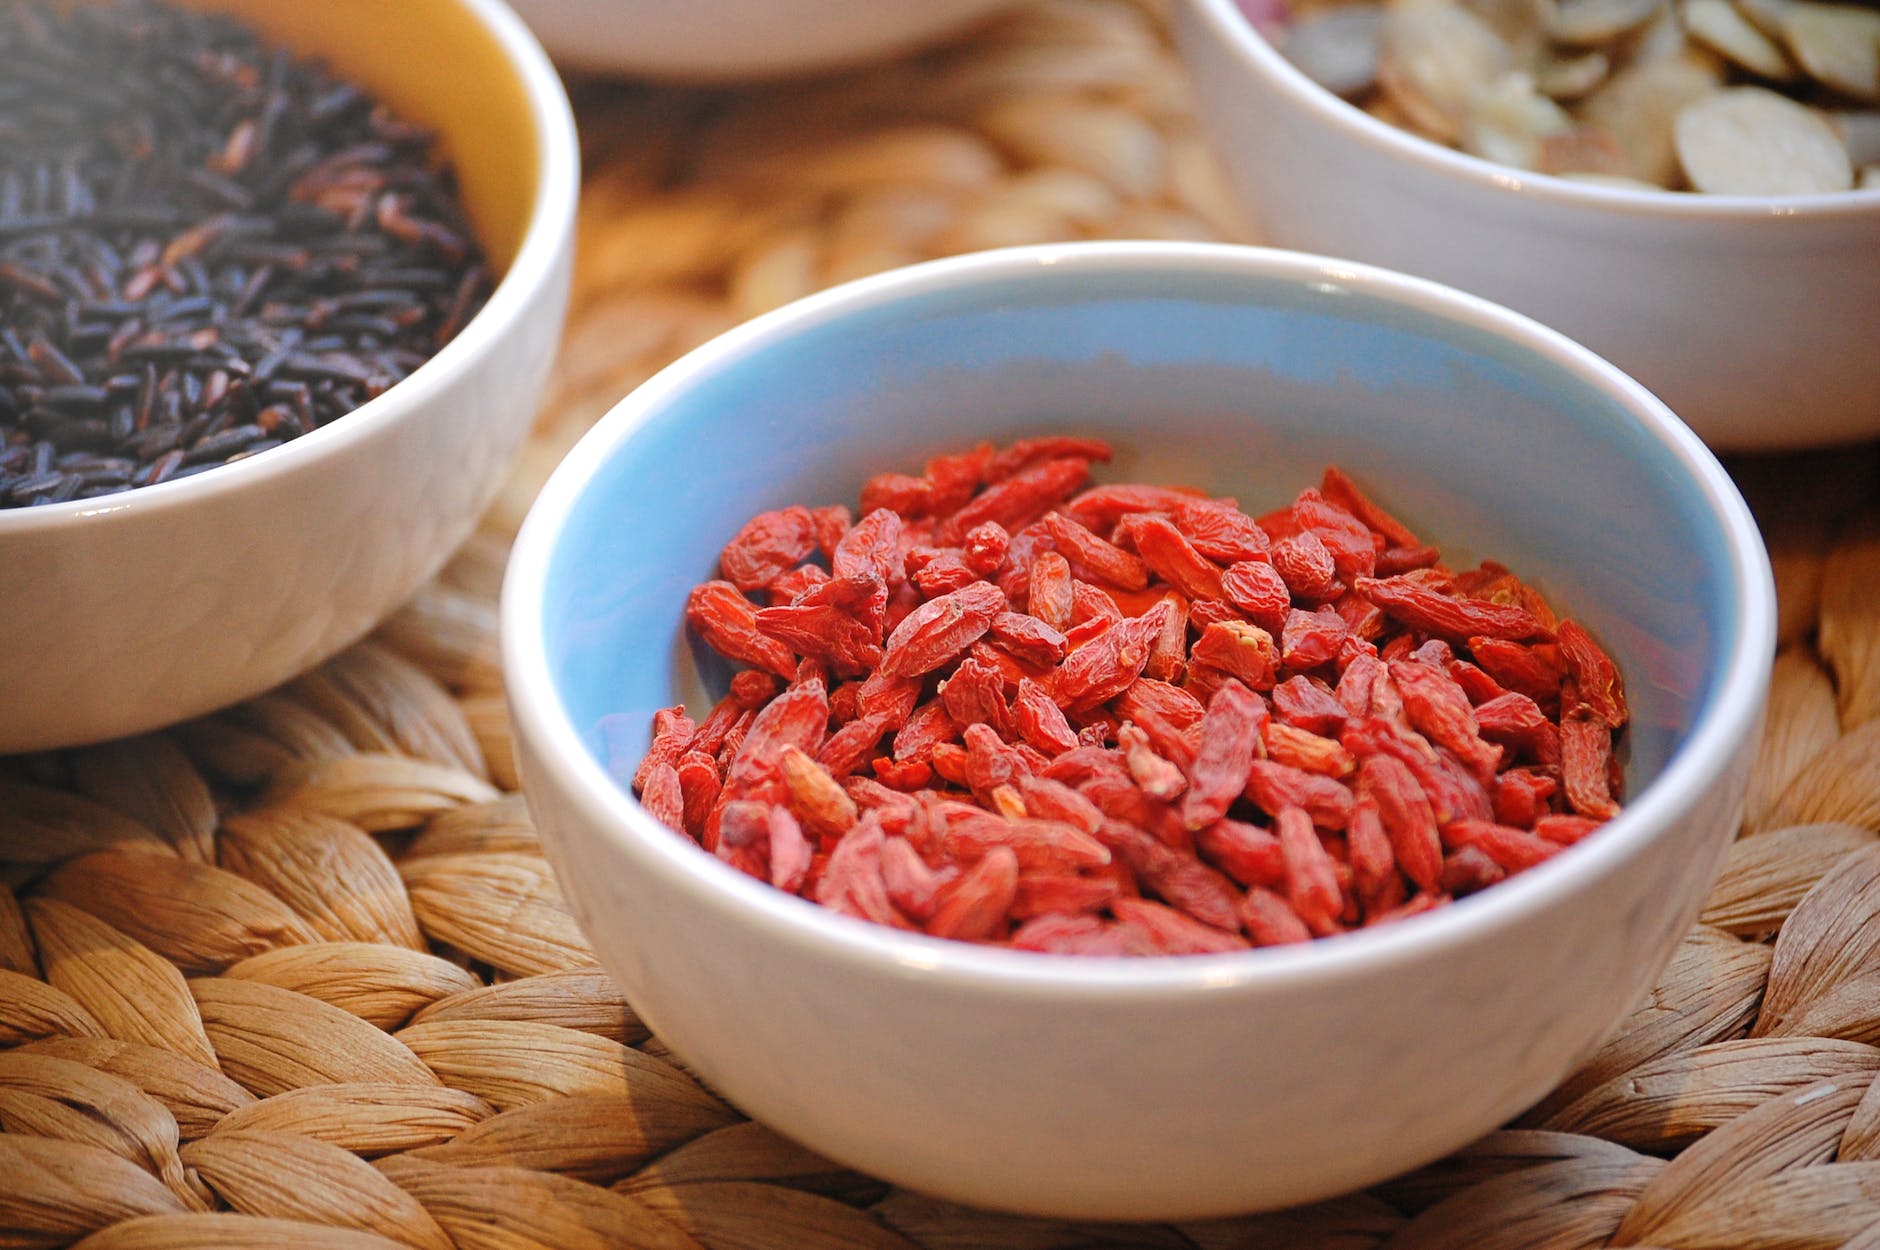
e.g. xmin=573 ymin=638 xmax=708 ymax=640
xmin=506 ymin=0 xmax=1016 ymax=80
xmin=1174 ymin=0 xmax=1880 ymax=451
xmin=0 ymin=0 xmax=579 ymax=754
xmin=502 ymin=241 xmax=1774 ymax=1219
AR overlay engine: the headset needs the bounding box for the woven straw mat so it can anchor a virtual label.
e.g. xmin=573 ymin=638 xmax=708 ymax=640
xmin=6 ymin=3 xmax=1880 ymax=1247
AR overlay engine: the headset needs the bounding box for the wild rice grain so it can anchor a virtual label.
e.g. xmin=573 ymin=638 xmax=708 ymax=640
xmin=0 ymin=0 xmax=492 ymax=509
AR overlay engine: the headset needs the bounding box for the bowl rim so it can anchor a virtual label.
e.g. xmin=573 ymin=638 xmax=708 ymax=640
xmin=0 ymin=0 xmax=580 ymax=531
xmin=502 ymin=239 xmax=1776 ymax=1000
xmin=1184 ymin=0 xmax=1880 ymax=221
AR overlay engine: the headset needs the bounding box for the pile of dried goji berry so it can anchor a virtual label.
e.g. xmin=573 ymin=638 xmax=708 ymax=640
xmin=630 ymin=436 xmax=1627 ymax=955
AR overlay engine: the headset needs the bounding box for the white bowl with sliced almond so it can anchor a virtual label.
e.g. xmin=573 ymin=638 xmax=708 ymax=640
xmin=1176 ymin=0 xmax=1880 ymax=449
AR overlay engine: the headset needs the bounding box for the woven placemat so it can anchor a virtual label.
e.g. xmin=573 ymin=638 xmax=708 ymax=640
xmin=6 ymin=2 xmax=1880 ymax=1246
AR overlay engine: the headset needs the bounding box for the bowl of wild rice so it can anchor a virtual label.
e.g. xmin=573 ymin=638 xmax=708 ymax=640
xmin=501 ymin=241 xmax=1775 ymax=1219
xmin=1173 ymin=0 xmax=1880 ymax=450
xmin=0 ymin=0 xmax=578 ymax=752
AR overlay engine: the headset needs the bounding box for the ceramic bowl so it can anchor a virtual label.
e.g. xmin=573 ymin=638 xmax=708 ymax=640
xmin=507 ymin=0 xmax=1014 ymax=79
xmin=502 ymin=241 xmax=1774 ymax=1219
xmin=0 ymin=0 xmax=579 ymax=754
xmin=1173 ymin=0 xmax=1880 ymax=451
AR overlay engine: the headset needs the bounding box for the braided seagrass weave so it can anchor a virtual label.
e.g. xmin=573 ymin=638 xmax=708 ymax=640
xmin=5 ymin=2 xmax=1880 ymax=1245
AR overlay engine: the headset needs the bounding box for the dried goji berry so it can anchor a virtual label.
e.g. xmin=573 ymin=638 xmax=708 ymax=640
xmin=720 ymin=505 xmax=816 ymax=591
xmin=686 ymin=581 xmax=798 ymax=680
xmin=938 ymin=456 xmax=1091 ymax=544
xmin=1170 ymin=497 xmax=1270 ymax=563
xmin=1119 ymin=512 xmax=1226 ymax=602
xmin=1180 ymin=679 xmax=1263 ymax=830
xmin=1358 ymin=576 xmax=1549 ymax=642
xmin=1220 ymin=559 xmax=1291 ymax=633
xmin=985 ymin=435 xmax=1113 ymax=482
xmin=1557 ymin=619 xmax=1628 ymax=729
xmin=878 ymin=580 xmax=1006 ymax=678
xmin=1042 ymin=511 xmax=1149 ymax=591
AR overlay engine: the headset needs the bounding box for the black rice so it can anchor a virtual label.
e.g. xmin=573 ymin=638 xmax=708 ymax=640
xmin=0 ymin=0 xmax=493 ymax=508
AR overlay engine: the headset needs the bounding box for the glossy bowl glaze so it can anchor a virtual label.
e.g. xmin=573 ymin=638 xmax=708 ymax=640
xmin=1174 ymin=0 xmax=1880 ymax=451
xmin=507 ymin=0 xmax=1014 ymax=79
xmin=503 ymin=242 xmax=1774 ymax=1219
xmin=0 ymin=0 xmax=579 ymax=753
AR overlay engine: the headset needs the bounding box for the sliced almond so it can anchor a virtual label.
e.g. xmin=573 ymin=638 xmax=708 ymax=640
xmin=1464 ymin=71 xmax=1574 ymax=167
xmin=1279 ymin=6 xmax=1386 ymax=97
xmin=1534 ymin=49 xmax=1611 ymax=99
xmin=1550 ymin=0 xmax=1666 ymax=45
xmin=1675 ymin=85 xmax=1853 ymax=192
xmin=1783 ymin=2 xmax=1880 ymax=101
xmin=1378 ymin=3 xmax=1513 ymax=143
xmin=1685 ymin=0 xmax=1798 ymax=78
xmin=1583 ymin=52 xmax=1727 ymax=184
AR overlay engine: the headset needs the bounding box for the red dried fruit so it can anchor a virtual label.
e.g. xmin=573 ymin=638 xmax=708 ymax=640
xmin=1441 ymin=819 xmax=1559 ymax=877
xmin=985 ymin=435 xmax=1114 ymax=482
xmin=816 ymin=816 xmax=906 ymax=927
xmin=1069 ymin=579 xmax=1124 ymax=627
xmin=1319 ymin=466 xmax=1419 ymax=548
xmin=779 ymin=745 xmax=859 ymax=840
xmin=1356 ymin=753 xmax=1442 ymax=892
xmin=1245 ymin=759 xmax=1354 ymax=830
xmin=1390 ymin=657 xmax=1500 ymax=780
xmin=1169 ymin=497 xmax=1270 ymax=563
xmin=1290 ymin=489 xmax=1378 ymax=583
xmin=1011 ymin=913 xmax=1133 ymax=955
xmin=1012 ymin=872 xmax=1120 ymax=920
xmin=632 ymin=706 xmax=698 ymax=793
xmin=768 ymin=806 xmax=814 ymax=893
xmin=1180 ymin=679 xmax=1263 ymax=830
xmin=938 ymin=456 xmax=1091 ymax=544
xmin=810 ymin=504 xmax=852 ymax=561
xmin=1195 ymin=818 xmax=1286 ymax=888
xmin=882 ymin=836 xmax=950 ymax=920
xmin=1439 ymin=844 xmax=1506 ymax=896
xmin=726 ymin=680 xmax=830 ymax=789
xmin=912 ymin=552 xmax=981 ymax=598
xmin=1219 ymin=559 xmax=1291 ymax=633
xmin=1189 ymin=619 xmax=1279 ymax=690
xmin=1345 ymin=799 xmax=1398 ymax=911
xmin=925 ymin=443 xmax=994 ymax=516
xmin=927 ymin=845 xmax=1019 ymax=942
xmin=860 ymin=472 xmax=935 ymax=519
xmin=987 ymin=611 xmax=1068 ymax=668
xmin=1238 ymin=886 xmax=1311 ymax=946
xmin=1492 ymin=767 xmax=1558 ymax=828
xmin=1119 ymin=512 xmax=1226 ymax=602
xmin=878 ymin=580 xmax=1006 ymax=678
xmin=639 ymin=761 xmax=684 ymax=832
xmin=686 ymin=581 xmax=799 ymax=680
xmin=940 ymin=654 xmax=1012 ymax=740
xmin=832 ymin=508 xmax=905 ymax=587
xmin=1560 ymin=708 xmax=1622 ymax=820
xmin=1272 ymin=674 xmax=1348 ymax=736
xmin=1054 ymin=601 xmax=1173 ymax=710
xmin=1027 ymin=550 xmax=1074 ymax=632
xmin=1358 ymin=576 xmax=1549 ymax=642
xmin=1042 ymin=511 xmax=1149 ymax=590
xmin=1468 ymin=637 xmax=1565 ymax=708
xmin=1271 ymin=529 xmax=1340 ymax=600
xmin=1012 ymin=677 xmax=1080 ymax=756
xmin=1121 ymin=723 xmax=1186 ymax=801
xmin=1280 ymin=607 xmax=1347 ymax=671
xmin=720 ymin=505 xmax=816 ymax=591
xmin=1276 ymin=805 xmax=1343 ymax=935
xmin=1112 ymin=897 xmax=1248 ymax=955
xmin=1143 ymin=592 xmax=1189 ymax=683
xmin=768 ymin=564 xmax=831 ymax=606
xmin=1535 ymin=813 xmax=1602 ymax=845
xmin=892 ymin=700 xmax=960 ymax=764
xmin=1063 ymin=482 xmax=1199 ymax=531
xmin=961 ymin=521 xmax=1011 ymax=577
xmin=1557 ymin=619 xmax=1628 ymax=728
xmin=755 ymin=575 xmax=887 ymax=675
xmin=1263 ymin=721 xmax=1356 ymax=778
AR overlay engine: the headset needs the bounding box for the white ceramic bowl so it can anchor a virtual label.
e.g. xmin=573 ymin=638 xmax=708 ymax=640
xmin=508 ymin=0 xmax=1014 ymax=79
xmin=1174 ymin=0 xmax=1880 ymax=451
xmin=0 ymin=0 xmax=578 ymax=754
xmin=502 ymin=241 xmax=1774 ymax=1219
